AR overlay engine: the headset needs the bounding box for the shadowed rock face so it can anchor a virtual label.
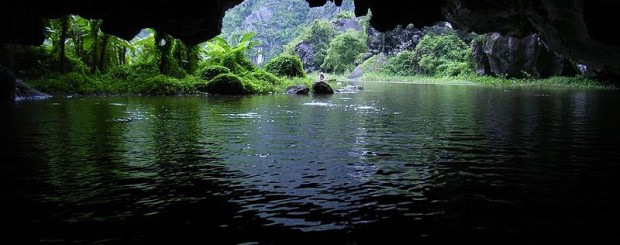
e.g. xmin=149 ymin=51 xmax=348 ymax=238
xmin=444 ymin=0 xmax=620 ymax=78
xmin=367 ymin=24 xmax=423 ymax=56
xmin=1 ymin=0 xmax=619 ymax=77
xmin=473 ymin=33 xmax=577 ymax=78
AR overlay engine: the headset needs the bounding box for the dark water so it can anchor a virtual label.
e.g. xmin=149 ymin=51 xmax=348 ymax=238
xmin=2 ymin=82 xmax=620 ymax=244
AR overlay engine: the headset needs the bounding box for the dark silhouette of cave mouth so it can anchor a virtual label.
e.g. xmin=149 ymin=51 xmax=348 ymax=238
xmin=1 ymin=0 xmax=619 ymax=79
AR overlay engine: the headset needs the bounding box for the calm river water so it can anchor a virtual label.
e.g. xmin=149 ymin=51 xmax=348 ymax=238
xmin=2 ymin=82 xmax=620 ymax=244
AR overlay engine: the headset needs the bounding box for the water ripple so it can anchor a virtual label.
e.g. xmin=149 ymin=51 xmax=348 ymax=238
xmin=4 ymin=85 xmax=620 ymax=244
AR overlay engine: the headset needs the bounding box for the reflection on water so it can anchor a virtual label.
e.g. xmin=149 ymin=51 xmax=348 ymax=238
xmin=2 ymin=83 xmax=620 ymax=244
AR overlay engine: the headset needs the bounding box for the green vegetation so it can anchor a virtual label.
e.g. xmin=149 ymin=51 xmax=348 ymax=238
xmin=221 ymin=0 xmax=355 ymax=63
xmin=359 ymin=73 xmax=611 ymax=89
xmin=8 ymin=14 xmax=314 ymax=96
xmin=335 ymin=11 xmax=356 ymax=20
xmin=321 ymin=31 xmax=367 ymax=74
xmin=7 ymin=0 xmax=610 ymax=96
xmin=199 ymin=66 xmax=231 ymax=80
xmin=411 ymin=31 xmax=472 ymax=76
xmin=284 ymin=20 xmax=336 ymax=70
xmin=386 ymin=51 xmax=415 ymax=76
xmin=204 ymin=73 xmax=247 ymax=95
xmin=264 ymin=55 xmax=306 ymax=78
xmin=463 ymin=74 xmax=610 ymax=89
xmin=351 ymin=24 xmax=609 ymax=89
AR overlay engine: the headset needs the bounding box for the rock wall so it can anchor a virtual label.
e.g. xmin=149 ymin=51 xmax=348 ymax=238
xmin=367 ymin=24 xmax=422 ymax=55
xmin=444 ymin=0 xmax=620 ymax=80
xmin=293 ymin=16 xmax=362 ymax=72
xmin=473 ymin=33 xmax=576 ymax=78
xmin=294 ymin=42 xmax=319 ymax=72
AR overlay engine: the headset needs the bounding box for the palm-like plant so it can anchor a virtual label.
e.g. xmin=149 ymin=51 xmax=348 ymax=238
xmin=203 ymin=32 xmax=260 ymax=64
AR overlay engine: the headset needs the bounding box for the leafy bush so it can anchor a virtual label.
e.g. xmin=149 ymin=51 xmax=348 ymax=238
xmin=335 ymin=11 xmax=356 ymax=20
xmin=321 ymin=31 xmax=367 ymax=74
xmin=249 ymin=70 xmax=281 ymax=85
xmin=386 ymin=50 xmax=416 ymax=76
xmin=106 ymin=63 xmax=157 ymax=81
xmin=139 ymin=75 xmax=197 ymax=95
xmin=232 ymin=51 xmax=257 ymax=72
xmin=205 ymin=73 xmax=248 ymax=95
xmin=265 ymin=55 xmax=306 ymax=78
xmin=240 ymin=70 xmax=283 ymax=94
xmin=283 ymin=20 xmax=336 ymax=70
xmin=198 ymin=65 xmax=231 ymax=80
xmin=412 ymin=32 xmax=472 ymax=76
xmin=220 ymin=51 xmax=256 ymax=74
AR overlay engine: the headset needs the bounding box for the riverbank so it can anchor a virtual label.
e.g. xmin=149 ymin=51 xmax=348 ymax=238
xmin=25 ymin=71 xmax=315 ymax=96
xmin=358 ymin=73 xmax=616 ymax=89
xmin=24 ymin=70 xmax=615 ymax=98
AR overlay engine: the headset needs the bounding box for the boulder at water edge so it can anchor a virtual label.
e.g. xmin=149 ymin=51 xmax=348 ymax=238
xmin=312 ymin=81 xmax=334 ymax=94
xmin=285 ymin=84 xmax=309 ymax=95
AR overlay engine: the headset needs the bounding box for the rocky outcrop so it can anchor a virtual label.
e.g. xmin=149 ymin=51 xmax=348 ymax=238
xmin=312 ymin=81 xmax=334 ymax=94
xmin=294 ymin=42 xmax=319 ymax=73
xmin=240 ymin=6 xmax=274 ymax=30
xmin=286 ymin=84 xmax=309 ymax=95
xmin=15 ymin=79 xmax=51 ymax=101
xmin=367 ymin=24 xmax=422 ymax=55
xmin=444 ymin=0 xmax=620 ymax=79
xmin=293 ymin=15 xmax=362 ymax=73
xmin=473 ymin=33 xmax=576 ymax=78
xmin=333 ymin=18 xmax=361 ymax=33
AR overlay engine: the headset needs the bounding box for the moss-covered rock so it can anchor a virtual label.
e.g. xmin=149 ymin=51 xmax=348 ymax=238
xmin=264 ymin=55 xmax=306 ymax=78
xmin=198 ymin=65 xmax=231 ymax=80
xmin=205 ymin=73 xmax=247 ymax=95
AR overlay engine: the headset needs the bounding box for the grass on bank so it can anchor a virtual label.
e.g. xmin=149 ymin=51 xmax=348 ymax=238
xmin=358 ymin=72 xmax=616 ymax=89
xmin=28 ymin=70 xmax=613 ymax=97
xmin=26 ymin=68 xmax=613 ymax=96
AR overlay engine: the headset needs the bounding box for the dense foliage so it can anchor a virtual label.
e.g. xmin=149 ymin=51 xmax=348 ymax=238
xmin=10 ymin=13 xmax=314 ymax=96
xmin=386 ymin=51 xmax=415 ymax=76
xmin=412 ymin=31 xmax=472 ymax=76
xmin=264 ymin=55 xmax=306 ymax=78
xmin=284 ymin=20 xmax=336 ymax=70
xmin=199 ymin=65 xmax=231 ymax=80
xmin=321 ymin=31 xmax=367 ymax=74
